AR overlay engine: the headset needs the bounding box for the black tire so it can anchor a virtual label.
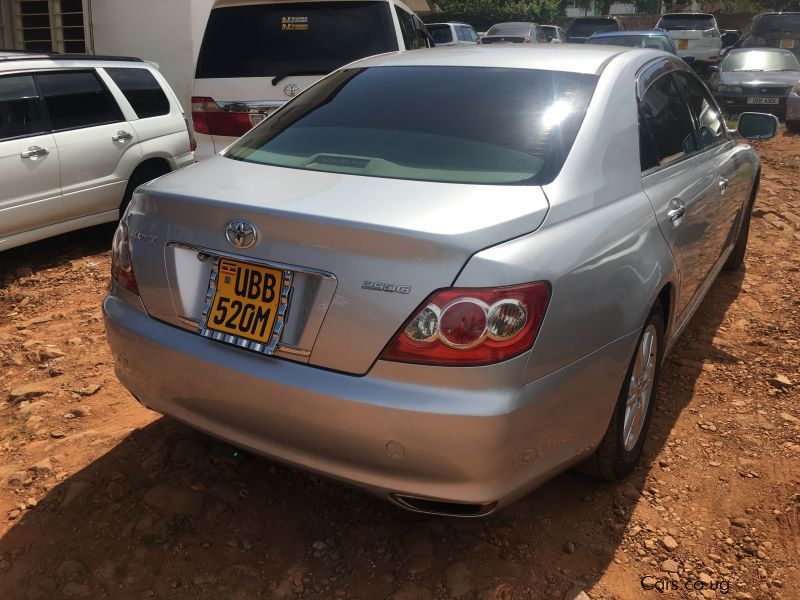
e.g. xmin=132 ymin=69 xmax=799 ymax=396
xmin=787 ymin=120 xmax=800 ymax=133
xmin=578 ymin=304 xmax=665 ymax=481
xmin=723 ymin=178 xmax=758 ymax=271
xmin=119 ymin=163 xmax=170 ymax=218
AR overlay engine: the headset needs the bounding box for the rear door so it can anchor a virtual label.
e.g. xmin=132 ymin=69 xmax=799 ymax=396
xmin=638 ymin=65 xmax=716 ymax=323
xmin=0 ymin=73 xmax=62 ymax=243
xmin=36 ymin=70 xmax=142 ymax=221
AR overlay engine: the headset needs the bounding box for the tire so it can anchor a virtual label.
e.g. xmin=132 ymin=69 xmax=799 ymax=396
xmin=119 ymin=163 xmax=170 ymax=218
xmin=723 ymin=178 xmax=758 ymax=271
xmin=787 ymin=120 xmax=800 ymax=133
xmin=578 ymin=304 xmax=665 ymax=481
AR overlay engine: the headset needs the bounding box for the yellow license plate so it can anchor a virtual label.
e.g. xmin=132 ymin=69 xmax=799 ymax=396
xmin=678 ymin=39 xmax=689 ymax=49
xmin=206 ymin=258 xmax=282 ymax=344
xmin=780 ymin=38 xmax=795 ymax=49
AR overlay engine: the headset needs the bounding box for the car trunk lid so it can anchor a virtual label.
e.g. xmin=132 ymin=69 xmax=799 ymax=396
xmin=126 ymin=157 xmax=551 ymax=374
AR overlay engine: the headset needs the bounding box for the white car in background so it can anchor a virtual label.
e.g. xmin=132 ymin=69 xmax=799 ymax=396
xmin=0 ymin=53 xmax=193 ymax=251
xmin=427 ymin=22 xmax=481 ymax=46
xmin=656 ymin=12 xmax=723 ymax=67
xmin=192 ymin=0 xmax=433 ymax=161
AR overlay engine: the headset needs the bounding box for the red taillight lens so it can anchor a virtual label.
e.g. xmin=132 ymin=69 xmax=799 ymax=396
xmin=111 ymin=222 xmax=139 ymax=295
xmin=380 ymin=283 xmax=550 ymax=366
xmin=191 ymin=96 xmax=253 ymax=137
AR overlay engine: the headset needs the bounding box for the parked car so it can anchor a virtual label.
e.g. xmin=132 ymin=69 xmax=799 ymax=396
xmin=586 ymin=30 xmax=695 ymax=64
xmin=427 ymin=22 xmax=480 ymax=46
xmin=192 ymin=0 xmax=433 ymax=161
xmin=565 ymin=16 xmax=625 ymax=43
xmin=721 ymin=29 xmax=741 ymax=52
xmin=739 ymin=12 xmax=800 ymax=57
xmin=541 ymin=25 xmax=567 ymax=43
xmin=481 ymin=22 xmax=548 ymax=44
xmin=655 ymin=13 xmax=722 ymax=68
xmin=710 ymin=48 xmax=800 ymax=119
xmin=0 ymin=53 xmax=193 ymax=252
xmin=786 ymin=85 xmax=800 ymax=130
xmin=105 ymin=45 xmax=775 ymax=517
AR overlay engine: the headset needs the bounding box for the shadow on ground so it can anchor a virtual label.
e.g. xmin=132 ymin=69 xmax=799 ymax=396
xmin=0 ymin=255 xmax=744 ymax=600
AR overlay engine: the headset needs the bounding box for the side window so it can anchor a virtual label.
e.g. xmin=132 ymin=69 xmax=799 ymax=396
xmin=105 ymin=67 xmax=170 ymax=119
xmin=0 ymin=75 xmax=47 ymax=141
xmin=673 ymin=70 xmax=728 ymax=150
xmin=536 ymin=26 xmax=548 ymax=43
xmin=456 ymin=26 xmax=468 ymax=42
xmin=36 ymin=71 xmax=123 ymax=131
xmin=412 ymin=16 xmax=433 ymax=48
xmin=638 ymin=73 xmax=698 ymax=171
xmin=469 ymin=27 xmax=480 ymax=42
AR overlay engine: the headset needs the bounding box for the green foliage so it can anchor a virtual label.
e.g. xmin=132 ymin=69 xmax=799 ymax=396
xmin=431 ymin=0 xmax=565 ymax=27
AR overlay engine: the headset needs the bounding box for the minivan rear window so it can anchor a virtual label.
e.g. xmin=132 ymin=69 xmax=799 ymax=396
xmin=226 ymin=66 xmax=598 ymax=186
xmin=195 ymin=1 xmax=398 ymax=79
xmin=752 ymin=13 xmax=800 ymax=35
xmin=428 ymin=24 xmax=454 ymax=44
xmin=567 ymin=18 xmax=619 ymax=37
xmin=657 ymin=14 xmax=716 ymax=31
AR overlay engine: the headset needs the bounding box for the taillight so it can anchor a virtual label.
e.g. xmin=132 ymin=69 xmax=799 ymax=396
xmin=111 ymin=222 xmax=139 ymax=295
xmin=191 ymin=96 xmax=253 ymax=137
xmin=524 ymin=36 xmax=532 ymax=43
xmin=380 ymin=283 xmax=550 ymax=367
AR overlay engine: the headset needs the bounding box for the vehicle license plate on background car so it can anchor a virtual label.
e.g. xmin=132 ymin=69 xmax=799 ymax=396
xmin=206 ymin=258 xmax=282 ymax=343
xmin=747 ymin=97 xmax=779 ymax=105
xmin=780 ymin=39 xmax=796 ymax=49
xmin=678 ymin=39 xmax=689 ymax=49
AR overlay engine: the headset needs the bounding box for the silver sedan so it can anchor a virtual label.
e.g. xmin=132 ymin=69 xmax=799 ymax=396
xmin=104 ymin=46 xmax=776 ymax=516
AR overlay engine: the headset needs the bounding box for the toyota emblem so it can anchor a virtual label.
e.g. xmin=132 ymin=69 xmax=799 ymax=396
xmin=225 ymin=219 xmax=259 ymax=249
xmin=284 ymin=83 xmax=300 ymax=97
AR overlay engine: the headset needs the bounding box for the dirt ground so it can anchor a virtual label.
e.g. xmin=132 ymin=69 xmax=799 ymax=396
xmin=0 ymin=133 xmax=798 ymax=600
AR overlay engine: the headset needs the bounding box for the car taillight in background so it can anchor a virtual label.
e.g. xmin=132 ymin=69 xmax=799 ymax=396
xmin=111 ymin=222 xmax=139 ymax=295
xmin=191 ymin=96 xmax=254 ymax=137
xmin=380 ymin=283 xmax=550 ymax=366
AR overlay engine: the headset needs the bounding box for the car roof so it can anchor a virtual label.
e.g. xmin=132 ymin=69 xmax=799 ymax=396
xmin=659 ymin=12 xmax=714 ymax=17
xmin=571 ymin=16 xmax=619 ymax=21
xmin=488 ymin=22 xmax=535 ymax=27
xmin=590 ymin=30 xmax=666 ymax=37
xmin=428 ymin=22 xmax=472 ymax=27
xmin=350 ymin=45 xmax=636 ymax=75
xmin=211 ymin=0 xmax=415 ymax=8
xmin=727 ymin=47 xmax=796 ymax=54
xmin=0 ymin=52 xmax=143 ymax=64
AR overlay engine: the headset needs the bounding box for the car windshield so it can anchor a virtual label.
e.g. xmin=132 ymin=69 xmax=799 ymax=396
xmin=568 ymin=19 xmax=619 ymax=36
xmin=486 ymin=23 xmax=532 ymax=37
xmin=195 ymin=1 xmax=397 ymax=78
xmin=657 ymin=14 xmax=716 ymax=30
xmin=588 ymin=34 xmax=672 ymax=51
xmin=428 ymin=24 xmax=454 ymax=44
xmin=722 ymin=50 xmax=800 ymax=71
xmin=752 ymin=13 xmax=800 ymax=35
xmin=227 ymin=66 xmax=598 ymax=186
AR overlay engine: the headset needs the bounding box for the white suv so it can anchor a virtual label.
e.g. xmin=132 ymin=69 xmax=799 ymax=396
xmin=0 ymin=52 xmax=194 ymax=252
xmin=192 ymin=0 xmax=432 ymax=161
xmin=656 ymin=13 xmax=723 ymax=67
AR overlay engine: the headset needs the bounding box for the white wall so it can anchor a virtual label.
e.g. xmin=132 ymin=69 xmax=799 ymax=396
xmin=89 ymin=0 xmax=215 ymax=114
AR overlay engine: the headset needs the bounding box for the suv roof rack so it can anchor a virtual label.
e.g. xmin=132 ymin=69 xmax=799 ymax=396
xmin=0 ymin=52 xmax=144 ymax=63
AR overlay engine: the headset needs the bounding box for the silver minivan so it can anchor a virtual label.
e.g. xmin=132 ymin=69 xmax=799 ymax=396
xmin=192 ymin=0 xmax=433 ymax=161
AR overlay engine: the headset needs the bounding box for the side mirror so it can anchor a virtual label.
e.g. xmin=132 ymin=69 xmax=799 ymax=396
xmin=737 ymin=112 xmax=779 ymax=140
xmin=683 ymin=55 xmax=696 ymax=66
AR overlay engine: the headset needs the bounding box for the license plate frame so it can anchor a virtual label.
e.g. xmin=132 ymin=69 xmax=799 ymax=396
xmin=678 ymin=39 xmax=689 ymax=49
xmin=199 ymin=256 xmax=293 ymax=355
xmin=747 ymin=97 xmax=780 ymax=105
xmin=780 ymin=38 xmax=795 ymax=49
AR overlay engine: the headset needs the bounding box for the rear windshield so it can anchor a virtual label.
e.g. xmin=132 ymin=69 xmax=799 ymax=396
xmin=486 ymin=23 xmax=532 ymax=37
xmin=657 ymin=14 xmax=716 ymax=30
xmin=226 ymin=66 xmax=598 ymax=186
xmin=428 ymin=24 xmax=454 ymax=44
xmin=567 ymin=19 xmax=619 ymax=37
xmin=195 ymin=1 xmax=398 ymax=79
xmin=541 ymin=26 xmax=558 ymax=41
xmin=722 ymin=50 xmax=800 ymax=71
xmin=589 ymin=34 xmax=672 ymax=52
xmin=752 ymin=13 xmax=800 ymax=36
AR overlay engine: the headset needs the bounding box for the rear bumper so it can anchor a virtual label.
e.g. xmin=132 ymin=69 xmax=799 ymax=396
xmin=676 ymin=47 xmax=720 ymax=63
xmin=103 ymin=294 xmax=636 ymax=511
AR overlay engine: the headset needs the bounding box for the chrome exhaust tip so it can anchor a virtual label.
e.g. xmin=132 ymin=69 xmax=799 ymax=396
xmin=390 ymin=493 xmax=497 ymax=518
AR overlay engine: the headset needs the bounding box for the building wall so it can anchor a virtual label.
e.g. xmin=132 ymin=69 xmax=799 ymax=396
xmin=90 ymin=0 xmax=214 ymax=114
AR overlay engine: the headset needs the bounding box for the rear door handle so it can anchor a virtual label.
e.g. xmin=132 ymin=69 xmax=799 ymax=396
xmin=667 ymin=199 xmax=686 ymax=223
xmin=20 ymin=146 xmax=49 ymax=158
xmin=112 ymin=130 xmax=133 ymax=142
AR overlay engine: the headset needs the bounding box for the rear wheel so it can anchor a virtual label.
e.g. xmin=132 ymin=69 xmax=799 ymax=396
xmin=579 ymin=304 xmax=664 ymax=481
xmin=119 ymin=162 xmax=170 ymax=218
